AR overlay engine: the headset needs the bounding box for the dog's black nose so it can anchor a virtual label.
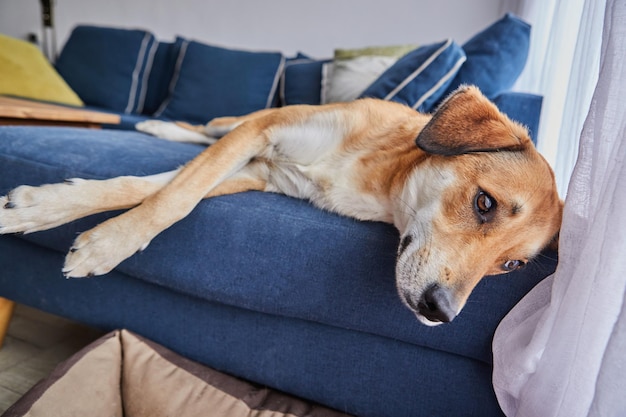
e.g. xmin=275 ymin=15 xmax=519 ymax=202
xmin=417 ymin=284 xmax=456 ymax=323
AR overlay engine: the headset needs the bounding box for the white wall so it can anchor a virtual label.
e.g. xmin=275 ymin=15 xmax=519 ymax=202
xmin=1 ymin=0 xmax=507 ymax=57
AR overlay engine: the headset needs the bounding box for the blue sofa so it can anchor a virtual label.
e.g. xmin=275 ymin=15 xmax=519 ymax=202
xmin=0 ymin=14 xmax=556 ymax=417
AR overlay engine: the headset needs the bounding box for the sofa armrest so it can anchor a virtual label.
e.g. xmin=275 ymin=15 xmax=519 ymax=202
xmin=491 ymin=92 xmax=543 ymax=145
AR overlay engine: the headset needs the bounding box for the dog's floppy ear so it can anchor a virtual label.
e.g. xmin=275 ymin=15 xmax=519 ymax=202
xmin=416 ymin=85 xmax=532 ymax=155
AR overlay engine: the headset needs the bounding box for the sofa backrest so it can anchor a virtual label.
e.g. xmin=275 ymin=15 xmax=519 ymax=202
xmin=55 ymin=14 xmax=541 ymax=141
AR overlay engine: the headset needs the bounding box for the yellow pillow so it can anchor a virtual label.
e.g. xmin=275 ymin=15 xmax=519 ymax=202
xmin=0 ymin=34 xmax=83 ymax=106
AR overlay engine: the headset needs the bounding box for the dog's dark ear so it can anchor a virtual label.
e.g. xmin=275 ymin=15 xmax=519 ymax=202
xmin=416 ymin=85 xmax=533 ymax=155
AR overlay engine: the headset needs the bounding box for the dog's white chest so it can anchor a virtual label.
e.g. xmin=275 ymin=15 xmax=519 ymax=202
xmin=259 ymin=109 xmax=394 ymax=222
xmin=265 ymin=152 xmax=392 ymax=223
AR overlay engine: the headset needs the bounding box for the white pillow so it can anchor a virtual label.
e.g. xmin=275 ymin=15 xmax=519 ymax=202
xmin=321 ymin=55 xmax=398 ymax=104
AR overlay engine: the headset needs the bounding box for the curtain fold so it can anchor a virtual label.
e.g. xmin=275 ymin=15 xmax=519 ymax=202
xmin=505 ymin=0 xmax=604 ymax=195
xmin=492 ymin=0 xmax=626 ymax=415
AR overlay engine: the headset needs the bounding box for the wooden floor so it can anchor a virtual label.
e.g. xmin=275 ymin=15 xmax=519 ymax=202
xmin=0 ymin=304 xmax=104 ymax=413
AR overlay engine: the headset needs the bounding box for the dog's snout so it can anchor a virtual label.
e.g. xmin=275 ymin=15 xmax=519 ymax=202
xmin=417 ymin=284 xmax=456 ymax=323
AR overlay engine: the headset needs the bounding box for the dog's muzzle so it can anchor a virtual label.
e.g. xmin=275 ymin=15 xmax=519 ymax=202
xmin=403 ymin=284 xmax=457 ymax=325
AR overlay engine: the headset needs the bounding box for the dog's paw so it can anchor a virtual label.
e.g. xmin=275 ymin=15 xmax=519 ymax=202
xmin=136 ymin=120 xmax=216 ymax=145
xmin=1 ymin=185 xmax=59 ymax=234
xmin=0 ymin=181 xmax=94 ymax=235
xmin=63 ymin=219 xmax=151 ymax=278
xmin=135 ymin=120 xmax=172 ymax=138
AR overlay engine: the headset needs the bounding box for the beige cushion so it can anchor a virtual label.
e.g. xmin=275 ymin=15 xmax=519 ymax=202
xmin=321 ymin=44 xmax=418 ymax=104
xmin=5 ymin=330 xmax=352 ymax=417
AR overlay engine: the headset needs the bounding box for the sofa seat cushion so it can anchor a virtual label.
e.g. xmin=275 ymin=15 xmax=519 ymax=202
xmin=0 ymin=126 xmax=556 ymax=365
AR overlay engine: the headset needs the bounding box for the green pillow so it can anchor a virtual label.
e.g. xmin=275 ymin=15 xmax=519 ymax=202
xmin=333 ymin=44 xmax=418 ymax=60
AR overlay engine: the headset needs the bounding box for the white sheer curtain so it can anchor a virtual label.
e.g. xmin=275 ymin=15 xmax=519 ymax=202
xmin=492 ymin=0 xmax=626 ymax=415
xmin=503 ymin=0 xmax=605 ymax=195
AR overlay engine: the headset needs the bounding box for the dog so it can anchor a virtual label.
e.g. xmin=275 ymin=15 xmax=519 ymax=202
xmin=0 ymin=86 xmax=562 ymax=326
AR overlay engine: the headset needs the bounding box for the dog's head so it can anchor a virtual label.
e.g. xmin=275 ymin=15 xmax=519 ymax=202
xmin=396 ymin=85 xmax=562 ymax=326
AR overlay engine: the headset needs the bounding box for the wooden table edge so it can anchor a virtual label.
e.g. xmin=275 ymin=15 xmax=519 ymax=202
xmin=0 ymin=96 xmax=121 ymax=125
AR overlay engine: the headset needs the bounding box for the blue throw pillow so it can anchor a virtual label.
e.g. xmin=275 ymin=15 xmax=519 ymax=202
xmin=442 ymin=13 xmax=531 ymax=99
xmin=155 ymin=40 xmax=284 ymax=124
xmin=359 ymin=39 xmax=466 ymax=113
xmin=142 ymin=38 xmax=185 ymax=116
xmin=55 ymin=25 xmax=157 ymax=114
xmin=280 ymin=58 xmax=329 ymax=106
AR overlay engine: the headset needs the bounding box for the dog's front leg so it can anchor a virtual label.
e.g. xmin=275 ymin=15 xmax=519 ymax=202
xmin=63 ymin=121 xmax=271 ymax=278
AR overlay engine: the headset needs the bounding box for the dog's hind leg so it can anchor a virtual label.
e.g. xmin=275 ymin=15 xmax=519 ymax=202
xmin=0 ymin=170 xmax=180 ymax=235
xmin=62 ymin=116 xmax=277 ymax=278
xmin=137 ymin=108 xmax=279 ymax=145
xmin=0 ymin=157 xmax=270 ymax=237
xmin=203 ymin=108 xmax=277 ymax=139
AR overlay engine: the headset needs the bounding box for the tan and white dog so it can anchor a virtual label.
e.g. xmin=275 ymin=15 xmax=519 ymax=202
xmin=0 ymin=86 xmax=562 ymax=326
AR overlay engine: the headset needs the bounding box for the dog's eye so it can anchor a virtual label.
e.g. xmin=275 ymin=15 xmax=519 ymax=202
xmin=474 ymin=190 xmax=497 ymax=223
xmin=502 ymin=260 xmax=526 ymax=272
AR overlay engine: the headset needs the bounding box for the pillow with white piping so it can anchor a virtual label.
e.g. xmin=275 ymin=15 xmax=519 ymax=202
xmin=280 ymin=58 xmax=330 ymax=106
xmin=55 ymin=25 xmax=157 ymax=114
xmin=142 ymin=38 xmax=186 ymax=116
xmin=359 ymin=39 xmax=466 ymax=113
xmin=156 ymin=39 xmax=284 ymax=124
xmin=440 ymin=13 xmax=531 ymax=100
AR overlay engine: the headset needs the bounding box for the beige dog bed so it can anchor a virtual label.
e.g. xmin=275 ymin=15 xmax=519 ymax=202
xmin=3 ymin=329 xmax=351 ymax=417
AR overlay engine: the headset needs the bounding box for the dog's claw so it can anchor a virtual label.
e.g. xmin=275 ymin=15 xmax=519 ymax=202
xmin=62 ymin=217 xmax=153 ymax=278
xmin=3 ymin=192 xmax=15 ymax=209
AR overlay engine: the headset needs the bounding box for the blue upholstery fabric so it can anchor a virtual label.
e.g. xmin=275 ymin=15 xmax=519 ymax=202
xmin=0 ymin=237 xmax=512 ymax=417
xmin=359 ymin=39 xmax=466 ymax=112
xmin=142 ymin=39 xmax=185 ymax=116
xmin=280 ymin=58 xmax=328 ymax=106
xmin=0 ymin=127 xmax=554 ymax=362
xmin=0 ymin=126 xmax=556 ymax=416
xmin=156 ymin=40 xmax=285 ymax=124
xmin=55 ymin=25 xmax=157 ymax=114
xmin=442 ymin=13 xmax=531 ymax=99
xmin=0 ymin=13 xmax=548 ymax=416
